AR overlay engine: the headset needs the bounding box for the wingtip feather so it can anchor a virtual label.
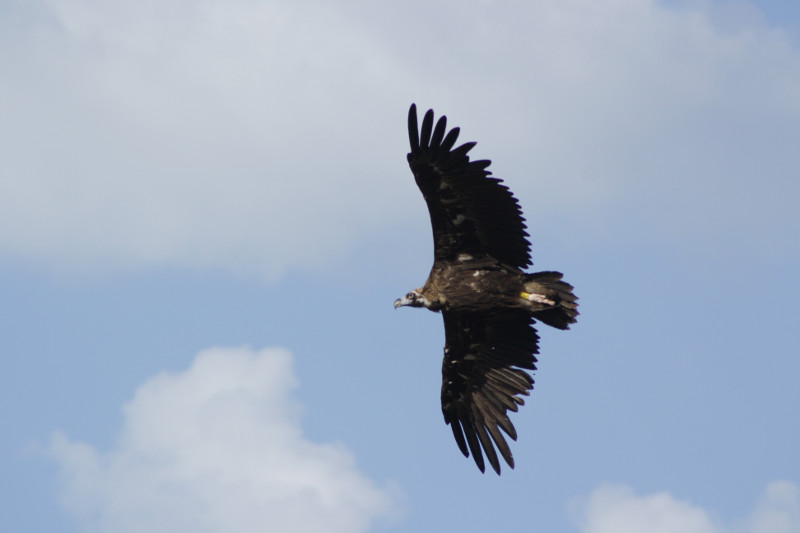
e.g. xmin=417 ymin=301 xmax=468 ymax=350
xmin=431 ymin=115 xmax=447 ymax=149
xmin=408 ymin=103 xmax=419 ymax=152
xmin=420 ymin=109 xmax=434 ymax=150
xmin=449 ymin=419 xmax=470 ymax=458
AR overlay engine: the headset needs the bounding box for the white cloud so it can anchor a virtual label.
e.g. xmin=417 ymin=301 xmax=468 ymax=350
xmin=48 ymin=346 xmax=400 ymax=533
xmin=572 ymin=481 xmax=800 ymax=533
xmin=0 ymin=0 xmax=414 ymax=279
xmin=745 ymin=481 xmax=800 ymax=533
xmin=1 ymin=0 xmax=799 ymax=277
xmin=573 ymin=484 xmax=719 ymax=533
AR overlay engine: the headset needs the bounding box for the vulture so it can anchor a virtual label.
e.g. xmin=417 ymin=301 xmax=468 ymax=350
xmin=394 ymin=104 xmax=579 ymax=474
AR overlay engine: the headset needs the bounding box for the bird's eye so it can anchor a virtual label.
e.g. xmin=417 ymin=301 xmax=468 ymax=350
xmin=406 ymin=292 xmax=415 ymax=300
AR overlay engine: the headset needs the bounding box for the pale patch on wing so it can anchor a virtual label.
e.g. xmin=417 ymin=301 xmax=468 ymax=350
xmin=521 ymin=291 xmax=555 ymax=305
xmin=458 ymin=253 xmax=474 ymax=262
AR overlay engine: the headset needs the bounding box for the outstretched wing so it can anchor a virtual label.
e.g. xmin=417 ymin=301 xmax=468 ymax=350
xmin=407 ymin=103 xmax=532 ymax=269
xmin=441 ymin=309 xmax=539 ymax=474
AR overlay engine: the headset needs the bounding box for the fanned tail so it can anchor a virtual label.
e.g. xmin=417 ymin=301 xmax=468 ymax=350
xmin=522 ymin=271 xmax=579 ymax=330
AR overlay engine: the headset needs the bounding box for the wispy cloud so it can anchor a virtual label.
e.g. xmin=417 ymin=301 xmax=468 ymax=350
xmin=572 ymin=481 xmax=800 ymax=533
xmin=48 ymin=346 xmax=400 ymax=533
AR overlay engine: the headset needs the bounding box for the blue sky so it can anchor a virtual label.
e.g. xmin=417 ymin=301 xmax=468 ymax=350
xmin=2 ymin=0 xmax=799 ymax=531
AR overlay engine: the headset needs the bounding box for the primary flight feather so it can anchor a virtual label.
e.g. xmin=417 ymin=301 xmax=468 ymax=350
xmin=394 ymin=104 xmax=579 ymax=475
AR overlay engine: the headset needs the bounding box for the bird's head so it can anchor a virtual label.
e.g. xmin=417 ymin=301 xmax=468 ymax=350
xmin=394 ymin=289 xmax=429 ymax=309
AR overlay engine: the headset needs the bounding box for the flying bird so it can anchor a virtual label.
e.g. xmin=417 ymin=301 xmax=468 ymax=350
xmin=394 ymin=104 xmax=579 ymax=474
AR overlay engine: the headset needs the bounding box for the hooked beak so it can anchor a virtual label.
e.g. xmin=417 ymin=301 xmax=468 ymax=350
xmin=393 ymin=297 xmax=408 ymax=309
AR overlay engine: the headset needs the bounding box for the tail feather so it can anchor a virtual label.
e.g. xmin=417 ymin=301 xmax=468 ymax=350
xmin=522 ymin=271 xmax=579 ymax=330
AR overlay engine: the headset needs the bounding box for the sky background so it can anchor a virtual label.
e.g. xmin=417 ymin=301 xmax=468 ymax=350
xmin=2 ymin=0 xmax=799 ymax=531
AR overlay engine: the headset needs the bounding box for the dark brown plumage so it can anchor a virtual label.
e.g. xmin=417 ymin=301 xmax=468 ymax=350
xmin=394 ymin=104 xmax=579 ymax=474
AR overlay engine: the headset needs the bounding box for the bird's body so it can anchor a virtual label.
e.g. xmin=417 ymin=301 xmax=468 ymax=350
xmin=414 ymin=261 xmax=572 ymax=316
xmin=395 ymin=104 xmax=578 ymax=474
